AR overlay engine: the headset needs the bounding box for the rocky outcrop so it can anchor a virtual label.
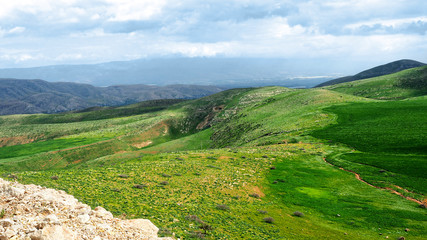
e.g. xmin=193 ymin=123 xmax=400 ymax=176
xmin=0 ymin=178 xmax=173 ymax=240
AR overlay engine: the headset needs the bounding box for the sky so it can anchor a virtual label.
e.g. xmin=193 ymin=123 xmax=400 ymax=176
xmin=0 ymin=0 xmax=426 ymax=69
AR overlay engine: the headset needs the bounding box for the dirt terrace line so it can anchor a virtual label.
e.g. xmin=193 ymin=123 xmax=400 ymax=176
xmin=322 ymin=157 xmax=424 ymax=205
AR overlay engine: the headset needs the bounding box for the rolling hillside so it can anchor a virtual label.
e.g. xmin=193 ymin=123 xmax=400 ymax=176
xmin=321 ymin=66 xmax=427 ymax=99
xmin=315 ymin=59 xmax=425 ymax=87
xmin=0 ymin=78 xmax=224 ymax=115
xmin=0 ymin=82 xmax=426 ymax=239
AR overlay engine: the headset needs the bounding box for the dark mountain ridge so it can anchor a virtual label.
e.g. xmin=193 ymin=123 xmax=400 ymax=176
xmin=0 ymin=78 xmax=224 ymax=115
xmin=315 ymin=59 xmax=426 ymax=87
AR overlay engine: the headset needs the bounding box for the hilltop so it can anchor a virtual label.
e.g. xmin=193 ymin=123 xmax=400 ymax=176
xmin=321 ymin=65 xmax=427 ymax=99
xmin=316 ymin=59 xmax=425 ymax=87
xmin=0 ymin=79 xmax=223 ymax=115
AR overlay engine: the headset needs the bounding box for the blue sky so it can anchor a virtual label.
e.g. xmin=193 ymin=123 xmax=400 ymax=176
xmin=0 ymin=0 xmax=426 ymax=69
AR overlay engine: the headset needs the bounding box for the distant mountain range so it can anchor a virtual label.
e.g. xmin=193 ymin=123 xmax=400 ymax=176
xmin=0 ymin=79 xmax=224 ymax=115
xmin=0 ymin=58 xmax=333 ymax=88
xmin=315 ymin=59 xmax=426 ymax=87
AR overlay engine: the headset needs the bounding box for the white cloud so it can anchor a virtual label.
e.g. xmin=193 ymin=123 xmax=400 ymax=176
xmin=8 ymin=27 xmax=26 ymax=34
xmin=0 ymin=0 xmax=426 ymax=68
xmin=105 ymin=0 xmax=167 ymax=22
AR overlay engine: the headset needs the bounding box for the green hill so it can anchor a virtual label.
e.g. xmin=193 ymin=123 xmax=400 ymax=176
xmin=322 ymin=66 xmax=427 ymax=99
xmin=316 ymin=59 xmax=425 ymax=87
xmin=0 ymin=86 xmax=426 ymax=239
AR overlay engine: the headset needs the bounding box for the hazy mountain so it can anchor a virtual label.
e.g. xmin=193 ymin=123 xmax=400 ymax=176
xmin=315 ymin=59 xmax=426 ymax=87
xmin=0 ymin=58 xmax=334 ymax=88
xmin=0 ymin=78 xmax=224 ymax=115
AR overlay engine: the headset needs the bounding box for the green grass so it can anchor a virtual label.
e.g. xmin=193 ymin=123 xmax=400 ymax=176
xmin=14 ymin=144 xmax=427 ymax=239
xmin=311 ymin=97 xmax=427 ymax=197
xmin=323 ymin=66 xmax=427 ymax=100
xmin=0 ymin=137 xmax=107 ymax=159
xmin=0 ymin=85 xmax=426 ymax=239
xmin=312 ymin=98 xmax=427 ymax=154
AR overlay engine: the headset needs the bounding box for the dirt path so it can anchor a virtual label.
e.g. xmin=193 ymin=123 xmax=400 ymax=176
xmin=322 ymin=157 xmax=424 ymax=205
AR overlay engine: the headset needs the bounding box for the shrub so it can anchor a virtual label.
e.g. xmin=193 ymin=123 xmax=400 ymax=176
xmin=158 ymin=228 xmax=172 ymax=237
xmin=0 ymin=209 xmax=5 ymax=218
xmin=207 ymin=165 xmax=221 ymax=169
xmin=216 ymin=204 xmax=230 ymax=211
xmin=232 ymin=195 xmax=240 ymax=199
xmin=200 ymin=222 xmax=212 ymax=234
xmin=133 ymin=184 xmax=146 ymax=189
xmin=118 ymin=174 xmax=129 ymax=178
xmin=7 ymin=174 xmax=17 ymax=179
xmin=185 ymin=215 xmax=203 ymax=224
xmin=293 ymin=211 xmax=304 ymax=217
xmin=263 ymin=217 xmax=274 ymax=223
xmin=50 ymin=176 xmax=59 ymax=180
xmin=249 ymin=193 xmax=260 ymax=198
xmin=194 ymin=173 xmax=201 ymax=176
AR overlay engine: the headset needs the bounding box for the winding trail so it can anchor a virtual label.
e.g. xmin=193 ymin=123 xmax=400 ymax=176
xmin=322 ymin=157 xmax=424 ymax=205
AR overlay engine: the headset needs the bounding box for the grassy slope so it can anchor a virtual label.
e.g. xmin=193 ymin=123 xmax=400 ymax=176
xmin=0 ymin=86 xmax=426 ymax=239
xmin=323 ymin=66 xmax=427 ymax=100
xmin=311 ymin=97 xmax=427 ymax=198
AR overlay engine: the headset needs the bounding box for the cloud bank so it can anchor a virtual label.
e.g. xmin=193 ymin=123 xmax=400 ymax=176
xmin=0 ymin=0 xmax=426 ymax=68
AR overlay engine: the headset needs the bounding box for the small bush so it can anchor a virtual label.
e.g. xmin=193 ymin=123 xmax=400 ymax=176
xmin=200 ymin=222 xmax=212 ymax=234
xmin=194 ymin=173 xmax=201 ymax=176
xmin=185 ymin=215 xmax=203 ymax=224
xmin=249 ymin=193 xmax=260 ymax=198
xmin=133 ymin=184 xmax=146 ymax=189
xmin=207 ymin=165 xmax=221 ymax=169
xmin=293 ymin=211 xmax=304 ymax=217
xmin=158 ymin=228 xmax=172 ymax=237
xmin=0 ymin=209 xmax=5 ymax=218
xmin=118 ymin=174 xmax=129 ymax=178
xmin=232 ymin=195 xmax=240 ymax=199
xmin=50 ymin=176 xmax=59 ymax=180
xmin=216 ymin=204 xmax=230 ymax=211
xmin=7 ymin=174 xmax=17 ymax=179
xmin=263 ymin=217 xmax=274 ymax=223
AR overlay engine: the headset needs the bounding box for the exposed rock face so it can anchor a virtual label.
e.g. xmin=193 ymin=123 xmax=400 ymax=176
xmin=0 ymin=178 xmax=172 ymax=240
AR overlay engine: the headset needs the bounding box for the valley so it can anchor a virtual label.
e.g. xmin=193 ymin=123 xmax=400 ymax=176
xmin=0 ymin=67 xmax=426 ymax=239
